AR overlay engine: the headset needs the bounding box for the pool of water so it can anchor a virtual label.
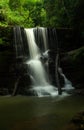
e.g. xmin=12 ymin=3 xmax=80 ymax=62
xmin=0 ymin=95 xmax=84 ymax=130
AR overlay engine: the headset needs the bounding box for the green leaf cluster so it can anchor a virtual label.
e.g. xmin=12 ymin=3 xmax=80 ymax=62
xmin=0 ymin=0 xmax=46 ymax=27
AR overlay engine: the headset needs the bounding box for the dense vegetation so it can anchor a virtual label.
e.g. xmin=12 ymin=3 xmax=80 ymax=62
xmin=0 ymin=0 xmax=84 ymax=29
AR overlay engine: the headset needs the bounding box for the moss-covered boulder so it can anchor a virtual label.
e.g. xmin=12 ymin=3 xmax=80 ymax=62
xmin=60 ymin=46 xmax=84 ymax=89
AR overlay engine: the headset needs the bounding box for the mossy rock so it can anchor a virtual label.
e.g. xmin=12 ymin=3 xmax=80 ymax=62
xmin=68 ymin=46 xmax=84 ymax=65
xmin=64 ymin=111 xmax=84 ymax=130
xmin=60 ymin=46 xmax=84 ymax=89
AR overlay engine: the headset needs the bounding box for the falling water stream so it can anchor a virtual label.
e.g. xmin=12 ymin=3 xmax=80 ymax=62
xmin=58 ymin=67 xmax=74 ymax=91
xmin=25 ymin=28 xmax=58 ymax=97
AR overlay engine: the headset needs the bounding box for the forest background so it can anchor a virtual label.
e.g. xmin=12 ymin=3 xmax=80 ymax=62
xmin=0 ymin=0 xmax=84 ymax=31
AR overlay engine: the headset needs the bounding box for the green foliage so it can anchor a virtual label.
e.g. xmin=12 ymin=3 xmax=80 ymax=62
xmin=9 ymin=0 xmax=21 ymax=10
xmin=72 ymin=0 xmax=84 ymax=30
xmin=0 ymin=0 xmax=83 ymax=29
xmin=0 ymin=0 xmax=46 ymax=27
xmin=0 ymin=27 xmax=12 ymax=46
xmin=43 ymin=0 xmax=84 ymax=28
xmin=0 ymin=38 xmax=3 ymax=44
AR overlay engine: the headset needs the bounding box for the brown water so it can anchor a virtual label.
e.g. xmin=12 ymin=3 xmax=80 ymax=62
xmin=0 ymin=95 xmax=84 ymax=130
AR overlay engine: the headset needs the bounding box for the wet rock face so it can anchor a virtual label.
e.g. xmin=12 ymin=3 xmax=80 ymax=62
xmin=9 ymin=61 xmax=33 ymax=95
xmin=17 ymin=73 xmax=32 ymax=95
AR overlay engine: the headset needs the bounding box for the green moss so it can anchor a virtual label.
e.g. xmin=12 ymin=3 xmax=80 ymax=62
xmin=0 ymin=38 xmax=3 ymax=44
xmin=68 ymin=46 xmax=84 ymax=64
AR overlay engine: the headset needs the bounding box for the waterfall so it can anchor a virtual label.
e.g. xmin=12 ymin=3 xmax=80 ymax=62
xmin=25 ymin=28 xmax=58 ymax=97
xmin=58 ymin=67 xmax=74 ymax=92
xmin=13 ymin=26 xmax=74 ymax=96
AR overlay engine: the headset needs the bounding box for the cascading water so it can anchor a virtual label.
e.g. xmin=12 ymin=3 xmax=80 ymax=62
xmin=58 ymin=67 xmax=74 ymax=92
xmin=13 ymin=26 xmax=74 ymax=96
xmin=25 ymin=28 xmax=58 ymax=97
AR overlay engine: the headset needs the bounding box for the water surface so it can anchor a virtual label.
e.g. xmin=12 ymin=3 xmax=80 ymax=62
xmin=0 ymin=95 xmax=84 ymax=130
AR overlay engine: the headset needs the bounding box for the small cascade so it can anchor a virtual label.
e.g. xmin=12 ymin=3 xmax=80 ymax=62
xmin=25 ymin=28 xmax=58 ymax=97
xmin=58 ymin=67 xmax=74 ymax=92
